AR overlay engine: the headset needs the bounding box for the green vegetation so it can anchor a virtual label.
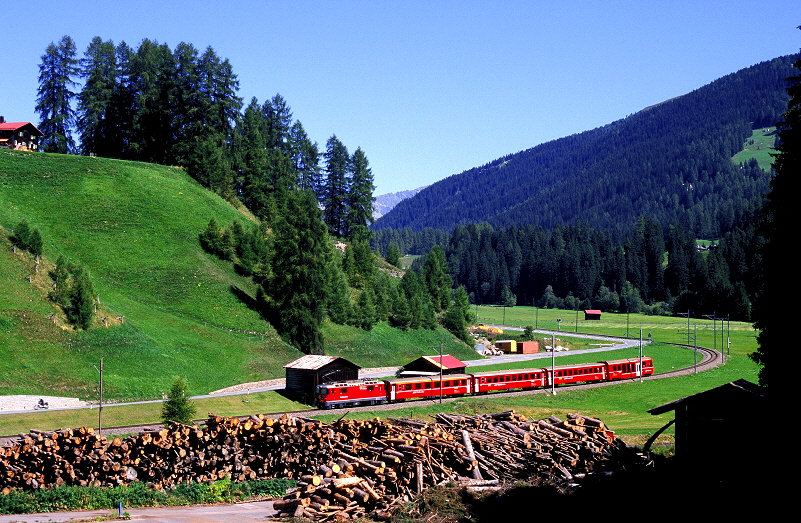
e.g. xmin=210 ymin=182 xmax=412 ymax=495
xmin=0 ymin=151 xmax=475 ymax=401
xmin=732 ymin=127 xmax=776 ymax=171
xmin=0 ymin=478 xmax=295 ymax=515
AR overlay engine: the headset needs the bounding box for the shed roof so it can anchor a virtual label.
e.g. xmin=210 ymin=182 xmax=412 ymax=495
xmin=0 ymin=122 xmax=43 ymax=135
xmin=584 ymin=309 xmax=602 ymax=315
xmin=647 ymin=379 xmax=764 ymax=415
xmin=283 ymin=354 xmax=360 ymax=371
xmin=419 ymin=354 xmax=466 ymax=370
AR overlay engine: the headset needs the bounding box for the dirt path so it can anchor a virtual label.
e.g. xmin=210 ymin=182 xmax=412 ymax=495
xmin=0 ymin=500 xmax=278 ymax=523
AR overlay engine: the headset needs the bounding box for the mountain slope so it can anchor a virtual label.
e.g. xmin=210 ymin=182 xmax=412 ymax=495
xmin=0 ymin=152 xmax=475 ymax=400
xmin=374 ymin=54 xmax=797 ymax=238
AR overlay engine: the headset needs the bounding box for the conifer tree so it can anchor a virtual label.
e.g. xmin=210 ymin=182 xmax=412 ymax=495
xmin=752 ymin=44 xmax=800 ymax=389
xmin=36 ymin=35 xmax=79 ymax=153
xmin=161 ymin=376 xmax=196 ymax=425
xmin=264 ymin=190 xmax=331 ymax=354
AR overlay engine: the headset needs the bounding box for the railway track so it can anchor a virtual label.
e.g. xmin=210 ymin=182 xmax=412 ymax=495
xmin=1 ymin=344 xmax=722 ymax=445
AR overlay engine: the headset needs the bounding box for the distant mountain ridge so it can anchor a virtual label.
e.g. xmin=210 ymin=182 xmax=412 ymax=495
xmin=372 ymin=187 xmax=427 ymax=219
xmin=374 ymin=54 xmax=798 ymax=239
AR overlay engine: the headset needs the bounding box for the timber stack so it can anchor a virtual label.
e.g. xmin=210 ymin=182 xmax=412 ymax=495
xmin=0 ymin=411 xmax=638 ymax=520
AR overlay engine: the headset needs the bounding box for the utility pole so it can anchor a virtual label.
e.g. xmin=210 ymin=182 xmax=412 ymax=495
xmin=91 ymin=358 xmax=104 ymax=435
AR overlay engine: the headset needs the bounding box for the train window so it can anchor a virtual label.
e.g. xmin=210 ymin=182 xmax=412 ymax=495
xmin=367 ymin=385 xmax=374 ymax=391
xmin=405 ymin=384 xmax=412 ymax=391
xmin=415 ymin=383 xmax=421 ymax=390
xmin=444 ymin=380 xmax=451 ymax=387
xmin=425 ymin=382 xmax=431 ymax=389
xmin=340 ymin=388 xmax=347 ymax=394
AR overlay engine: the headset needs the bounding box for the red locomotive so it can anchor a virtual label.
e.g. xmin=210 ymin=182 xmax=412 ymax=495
xmin=315 ymin=356 xmax=653 ymax=409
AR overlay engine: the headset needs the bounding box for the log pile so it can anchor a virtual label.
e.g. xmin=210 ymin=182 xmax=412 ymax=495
xmin=0 ymin=411 xmax=636 ymax=520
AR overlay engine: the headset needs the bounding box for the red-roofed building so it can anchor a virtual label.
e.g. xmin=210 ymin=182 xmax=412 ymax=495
xmin=0 ymin=118 xmax=43 ymax=151
xmin=584 ymin=309 xmax=602 ymax=320
xmin=399 ymin=354 xmax=467 ymax=377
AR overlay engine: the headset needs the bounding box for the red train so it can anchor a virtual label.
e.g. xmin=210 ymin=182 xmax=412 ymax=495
xmin=314 ymin=357 xmax=654 ymax=409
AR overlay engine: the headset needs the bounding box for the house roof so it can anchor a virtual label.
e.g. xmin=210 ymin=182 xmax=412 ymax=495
xmin=584 ymin=309 xmax=602 ymax=315
xmin=419 ymin=354 xmax=466 ymax=370
xmin=647 ymin=379 xmax=764 ymax=415
xmin=283 ymin=355 xmax=360 ymax=371
xmin=0 ymin=122 xmax=43 ymax=136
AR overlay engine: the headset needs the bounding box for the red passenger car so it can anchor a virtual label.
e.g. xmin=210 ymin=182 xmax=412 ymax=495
xmin=604 ymin=357 xmax=654 ymax=380
xmin=315 ymin=379 xmax=386 ymax=409
xmin=387 ymin=375 xmax=471 ymax=402
xmin=548 ymin=362 xmax=608 ymax=386
xmin=471 ymin=368 xmax=547 ymax=394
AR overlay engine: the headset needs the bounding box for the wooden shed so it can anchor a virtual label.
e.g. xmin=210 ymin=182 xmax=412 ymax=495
xmin=584 ymin=309 xmax=602 ymax=320
xmin=399 ymin=355 xmax=467 ymax=377
xmin=283 ymin=355 xmax=361 ymax=403
xmin=646 ymin=379 xmax=766 ymax=477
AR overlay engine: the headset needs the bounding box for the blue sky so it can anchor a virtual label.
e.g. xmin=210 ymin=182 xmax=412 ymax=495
xmin=2 ymin=1 xmax=799 ymax=195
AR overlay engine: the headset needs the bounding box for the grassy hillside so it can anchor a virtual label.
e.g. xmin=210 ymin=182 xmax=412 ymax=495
xmin=0 ymin=151 xmax=475 ymax=401
xmin=731 ymin=127 xmax=776 ymax=171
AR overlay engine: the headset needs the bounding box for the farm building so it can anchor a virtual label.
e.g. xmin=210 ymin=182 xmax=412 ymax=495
xmin=584 ymin=309 xmax=602 ymax=320
xmin=495 ymin=340 xmax=539 ymax=354
xmin=0 ymin=118 xmax=43 ymax=150
xmin=646 ymin=379 xmax=766 ymax=477
xmin=398 ymin=355 xmax=467 ymax=377
xmin=283 ymin=355 xmax=361 ymax=403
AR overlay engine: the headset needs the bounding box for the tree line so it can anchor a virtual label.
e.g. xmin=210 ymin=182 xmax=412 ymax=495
xmin=35 ymin=35 xmax=374 ymax=240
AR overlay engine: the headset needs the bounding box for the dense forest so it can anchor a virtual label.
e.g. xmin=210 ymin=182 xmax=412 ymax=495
xmin=373 ymin=54 xmax=798 ymax=241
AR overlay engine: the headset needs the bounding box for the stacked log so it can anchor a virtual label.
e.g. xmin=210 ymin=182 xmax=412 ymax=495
xmin=0 ymin=411 xmax=637 ymax=520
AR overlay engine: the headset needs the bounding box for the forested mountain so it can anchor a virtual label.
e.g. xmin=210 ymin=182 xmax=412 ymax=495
xmin=373 ymin=187 xmax=427 ymax=219
xmin=374 ymin=54 xmax=798 ymax=239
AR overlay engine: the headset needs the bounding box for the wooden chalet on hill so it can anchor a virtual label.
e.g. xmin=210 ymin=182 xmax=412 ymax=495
xmin=399 ymin=355 xmax=467 ymax=377
xmin=283 ymin=355 xmax=361 ymax=403
xmin=0 ymin=118 xmax=43 ymax=151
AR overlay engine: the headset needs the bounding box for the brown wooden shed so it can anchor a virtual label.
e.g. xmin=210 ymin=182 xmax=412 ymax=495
xmin=646 ymin=379 xmax=766 ymax=477
xmin=283 ymin=355 xmax=361 ymax=403
xmin=584 ymin=309 xmax=602 ymax=320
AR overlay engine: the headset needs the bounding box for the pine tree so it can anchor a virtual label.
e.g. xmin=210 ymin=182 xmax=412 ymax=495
xmin=322 ymin=135 xmax=350 ymax=237
xmin=36 ymin=35 xmax=79 ymax=153
xmin=345 ymin=148 xmax=375 ymax=242
xmin=264 ymin=190 xmax=332 ymax=354
xmin=752 ymin=45 xmax=800 ymax=389
xmin=77 ymin=37 xmax=118 ymax=156
xmin=161 ymin=376 xmax=197 ymax=425
xmin=66 ymin=265 xmax=95 ymax=330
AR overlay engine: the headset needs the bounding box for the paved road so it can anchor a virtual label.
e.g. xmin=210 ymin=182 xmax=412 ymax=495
xmin=0 ymin=500 xmax=278 ymax=523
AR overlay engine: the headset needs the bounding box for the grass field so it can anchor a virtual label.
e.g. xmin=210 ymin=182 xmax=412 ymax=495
xmin=0 ymin=151 xmax=477 ymax=402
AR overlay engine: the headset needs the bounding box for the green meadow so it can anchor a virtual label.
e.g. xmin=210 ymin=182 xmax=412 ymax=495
xmin=0 ymin=151 xmax=476 ymax=403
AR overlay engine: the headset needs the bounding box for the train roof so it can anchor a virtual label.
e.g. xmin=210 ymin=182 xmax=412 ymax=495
xmin=389 ymin=374 xmax=472 ymax=384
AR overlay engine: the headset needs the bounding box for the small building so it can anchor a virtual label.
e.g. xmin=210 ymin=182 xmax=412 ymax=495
xmin=495 ymin=340 xmax=539 ymax=354
xmin=283 ymin=355 xmax=361 ymax=403
xmin=584 ymin=309 xmax=602 ymax=320
xmin=646 ymin=379 xmax=766 ymax=477
xmin=398 ymin=354 xmax=467 ymax=377
xmin=0 ymin=118 xmax=43 ymax=151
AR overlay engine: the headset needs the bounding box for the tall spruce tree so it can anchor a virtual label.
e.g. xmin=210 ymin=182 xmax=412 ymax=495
xmin=345 ymin=148 xmax=376 ymax=242
xmin=36 ymin=35 xmax=79 ymax=153
xmin=752 ymin=44 xmax=800 ymax=390
xmin=77 ymin=37 xmax=118 ymax=156
xmin=263 ymin=190 xmax=332 ymax=354
xmin=322 ymin=135 xmax=350 ymax=237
